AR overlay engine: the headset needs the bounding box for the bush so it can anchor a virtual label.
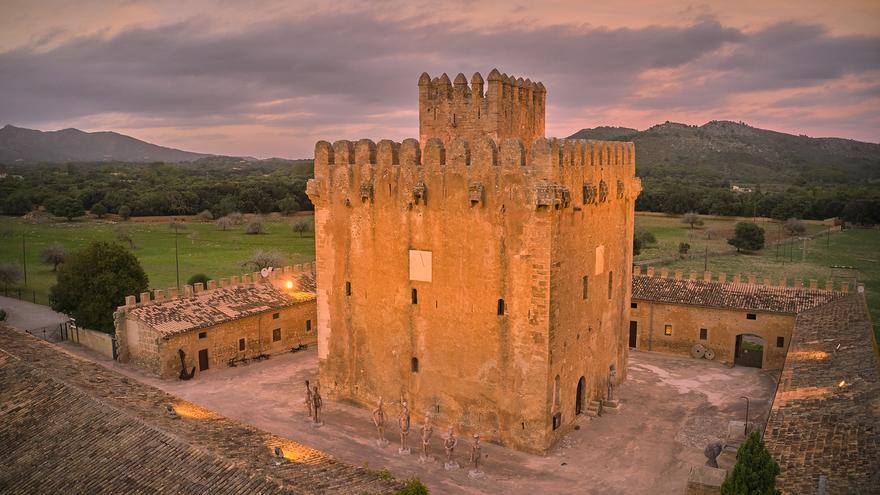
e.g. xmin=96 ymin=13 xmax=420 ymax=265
xmin=216 ymin=216 xmax=233 ymax=231
xmin=278 ymin=197 xmax=301 ymax=216
xmin=91 ymin=202 xmax=108 ymax=218
xmin=187 ymin=273 xmax=211 ymax=286
xmin=783 ymin=218 xmax=805 ymax=236
xmin=682 ymin=212 xmax=704 ymax=229
xmin=117 ymin=204 xmax=132 ymax=220
xmin=245 ymin=220 xmax=264 ymax=235
xmin=242 ymin=249 xmax=285 ymax=271
xmin=633 ymin=236 xmax=642 ymax=255
xmin=292 ymin=220 xmax=312 ymax=237
xmin=678 ymin=242 xmax=691 ymax=257
xmin=40 ymin=244 xmax=68 ymax=271
xmin=635 ymin=227 xmax=656 ymax=246
xmin=728 ymin=222 xmax=765 ymax=252
xmin=46 ymin=196 xmax=85 ymax=221
xmin=396 ymin=478 xmax=429 ymax=495
xmin=721 ymin=431 xmax=780 ymax=495
xmin=0 ymin=262 xmax=22 ymax=289
xmin=49 ymin=241 xmax=148 ymax=333
xmin=228 ymin=211 xmax=245 ymax=224
xmin=196 ymin=209 xmax=214 ymax=222
xmin=0 ymin=309 xmax=6 ymax=321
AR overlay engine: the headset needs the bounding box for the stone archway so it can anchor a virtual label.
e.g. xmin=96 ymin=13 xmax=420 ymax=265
xmin=576 ymin=376 xmax=586 ymax=415
xmin=734 ymin=334 xmax=764 ymax=368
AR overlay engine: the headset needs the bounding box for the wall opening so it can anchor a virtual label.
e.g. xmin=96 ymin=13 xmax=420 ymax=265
xmin=306 ymin=320 xmax=312 ymax=332
xmin=554 ymin=375 xmax=561 ymax=406
xmin=345 ymin=281 xmax=351 ymax=296
xmin=607 ymin=271 xmax=613 ymax=300
xmin=664 ymin=324 xmax=672 ymax=336
xmin=630 ymin=302 xmax=637 ymax=309
xmin=582 ymin=275 xmax=589 ymax=300
xmin=700 ymin=328 xmax=708 ymax=340
xmin=272 ymin=312 xmax=280 ymax=319
xmin=238 ymin=338 xmax=245 ymax=351
xmin=629 ymin=321 xmax=637 ymax=348
xmin=552 ymin=412 xmax=562 ymax=430
xmin=272 ymin=328 xmax=281 ymax=342
xmin=735 ymin=334 xmax=764 ymax=368
xmin=776 ymin=336 xmax=785 ymax=348
xmin=198 ymin=331 xmax=207 ymax=339
xmin=576 ymin=377 xmax=586 ymax=415
xmin=497 ymin=298 xmax=505 ymax=316
xmin=411 ymin=357 xmax=419 ymax=372
xmin=411 ymin=288 xmax=418 ymax=305
xmin=746 ymin=313 xmax=757 ymax=320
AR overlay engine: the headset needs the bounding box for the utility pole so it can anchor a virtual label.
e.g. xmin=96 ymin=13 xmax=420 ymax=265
xmin=21 ymin=232 xmax=27 ymax=285
xmin=174 ymin=224 xmax=180 ymax=289
xmin=802 ymin=237 xmax=807 ymax=262
xmin=704 ymin=246 xmax=708 ymax=272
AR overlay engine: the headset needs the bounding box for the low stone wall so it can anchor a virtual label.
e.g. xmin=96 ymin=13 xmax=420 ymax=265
xmin=66 ymin=326 xmax=114 ymax=358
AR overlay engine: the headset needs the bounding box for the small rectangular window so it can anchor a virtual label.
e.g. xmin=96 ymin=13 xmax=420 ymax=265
xmin=306 ymin=320 xmax=312 ymax=332
xmin=272 ymin=328 xmax=281 ymax=342
xmin=412 ymin=288 xmax=418 ymax=305
xmin=582 ymin=276 xmax=589 ymax=300
xmin=497 ymin=298 xmax=505 ymax=316
xmin=411 ymin=357 xmax=419 ymax=372
xmin=198 ymin=331 xmax=207 ymax=339
xmin=345 ymin=281 xmax=351 ymax=296
xmin=776 ymin=336 xmax=784 ymax=348
xmin=238 ymin=338 xmax=245 ymax=351
xmin=699 ymin=328 xmax=708 ymax=340
xmin=608 ymin=271 xmax=613 ymax=300
xmin=552 ymin=412 xmax=562 ymax=430
xmin=746 ymin=313 xmax=757 ymax=320
xmin=664 ymin=324 xmax=672 ymax=336
xmin=272 ymin=312 xmax=280 ymax=319
xmin=630 ymin=302 xmax=637 ymax=309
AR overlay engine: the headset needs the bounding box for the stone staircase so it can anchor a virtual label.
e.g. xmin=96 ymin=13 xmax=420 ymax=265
xmin=585 ymin=400 xmax=602 ymax=417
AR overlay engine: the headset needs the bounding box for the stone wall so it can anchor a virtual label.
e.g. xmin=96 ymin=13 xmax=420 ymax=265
xmin=630 ymin=301 xmax=794 ymax=370
xmin=65 ymin=326 xmax=115 ymax=359
xmin=307 ymin=134 xmax=639 ymax=453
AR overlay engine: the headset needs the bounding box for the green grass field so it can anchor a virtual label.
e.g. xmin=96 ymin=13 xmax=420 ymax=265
xmin=0 ymin=216 xmax=316 ymax=305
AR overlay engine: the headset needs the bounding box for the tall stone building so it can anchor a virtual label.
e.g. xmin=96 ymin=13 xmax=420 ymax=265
xmin=306 ymin=69 xmax=640 ymax=453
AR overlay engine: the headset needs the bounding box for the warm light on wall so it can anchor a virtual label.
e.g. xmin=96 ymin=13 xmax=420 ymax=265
xmin=171 ymin=402 xmax=218 ymax=420
xmin=285 ymin=280 xmax=294 ymax=289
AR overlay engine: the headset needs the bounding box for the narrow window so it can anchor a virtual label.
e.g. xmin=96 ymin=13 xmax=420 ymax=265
xmin=272 ymin=328 xmax=281 ymax=342
xmin=554 ymin=375 xmax=561 ymax=406
xmin=607 ymin=271 xmax=613 ymax=300
xmin=272 ymin=312 xmax=280 ymax=320
xmin=345 ymin=281 xmax=351 ymax=296
xmin=552 ymin=412 xmax=562 ymax=430
xmin=411 ymin=357 xmax=419 ymax=372
xmin=497 ymin=298 xmax=505 ymax=316
xmin=746 ymin=313 xmax=757 ymax=320
xmin=411 ymin=288 xmax=418 ymax=305
xmin=582 ymin=276 xmax=589 ymax=300
xmin=776 ymin=336 xmax=785 ymax=348
xmin=630 ymin=302 xmax=638 ymax=309
xmin=664 ymin=324 xmax=672 ymax=336
xmin=238 ymin=338 xmax=245 ymax=351
xmin=198 ymin=331 xmax=207 ymax=339
xmin=305 ymin=320 xmax=312 ymax=332
xmin=699 ymin=328 xmax=708 ymax=340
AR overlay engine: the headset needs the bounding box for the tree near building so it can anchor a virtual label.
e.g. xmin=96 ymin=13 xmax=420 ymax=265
xmin=720 ymin=431 xmax=781 ymax=495
xmin=632 ymin=236 xmax=642 ymax=256
xmin=292 ymin=220 xmax=312 ymax=238
xmin=728 ymin=222 xmax=765 ymax=252
xmin=0 ymin=263 xmax=22 ymax=290
xmin=49 ymin=241 xmax=148 ymax=333
xmin=40 ymin=244 xmax=67 ymax=271
xmin=682 ymin=212 xmax=704 ymax=229
xmin=91 ymin=202 xmax=108 ymax=218
xmin=242 ymin=249 xmax=286 ymax=271
xmin=46 ymin=196 xmax=85 ymax=221
xmin=783 ymin=218 xmax=806 ymax=236
xmin=635 ymin=227 xmax=656 ymax=246
xmin=187 ymin=273 xmax=211 ymax=286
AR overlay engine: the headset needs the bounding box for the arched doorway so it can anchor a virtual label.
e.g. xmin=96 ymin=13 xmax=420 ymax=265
xmin=735 ymin=334 xmax=764 ymax=368
xmin=575 ymin=376 xmax=586 ymax=415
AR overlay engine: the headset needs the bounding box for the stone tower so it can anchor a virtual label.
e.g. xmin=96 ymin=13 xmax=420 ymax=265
xmin=418 ymin=69 xmax=545 ymax=155
xmin=306 ymin=70 xmax=640 ymax=453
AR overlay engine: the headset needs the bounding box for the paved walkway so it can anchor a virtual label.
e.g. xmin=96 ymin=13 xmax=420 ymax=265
xmin=0 ymin=296 xmax=68 ymax=331
xmin=74 ymin=345 xmax=778 ymax=495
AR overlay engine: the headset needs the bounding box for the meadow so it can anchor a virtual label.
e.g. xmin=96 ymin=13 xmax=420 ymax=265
xmin=0 ymin=215 xmax=315 ymax=305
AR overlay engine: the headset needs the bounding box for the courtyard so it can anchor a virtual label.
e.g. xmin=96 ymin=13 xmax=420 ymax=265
xmin=70 ymin=342 xmax=778 ymax=494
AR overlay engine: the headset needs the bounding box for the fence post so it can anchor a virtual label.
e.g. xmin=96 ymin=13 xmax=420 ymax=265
xmin=18 ymin=288 xmax=22 ymax=299
xmin=33 ymin=290 xmax=37 ymax=304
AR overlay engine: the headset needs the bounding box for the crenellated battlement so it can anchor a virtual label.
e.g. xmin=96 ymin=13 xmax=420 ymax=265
xmin=308 ymin=137 xmax=638 ymax=211
xmin=419 ymin=69 xmax=545 ymax=155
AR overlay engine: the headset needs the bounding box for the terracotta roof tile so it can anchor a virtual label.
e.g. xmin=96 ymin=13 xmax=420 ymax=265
xmin=631 ymin=275 xmax=843 ymax=314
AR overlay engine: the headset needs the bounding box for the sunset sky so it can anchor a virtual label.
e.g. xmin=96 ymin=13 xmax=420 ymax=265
xmin=1 ymin=0 xmax=878 ymax=158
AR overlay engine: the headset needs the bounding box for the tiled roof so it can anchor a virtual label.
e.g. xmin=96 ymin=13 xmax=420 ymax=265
xmin=127 ymin=283 xmax=315 ymax=336
xmin=764 ymin=295 xmax=880 ymax=493
xmin=631 ymin=275 xmax=843 ymax=314
xmin=0 ymin=327 xmax=401 ymax=494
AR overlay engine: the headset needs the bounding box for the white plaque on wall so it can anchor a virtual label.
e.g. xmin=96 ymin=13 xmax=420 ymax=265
xmin=409 ymin=250 xmax=432 ymax=282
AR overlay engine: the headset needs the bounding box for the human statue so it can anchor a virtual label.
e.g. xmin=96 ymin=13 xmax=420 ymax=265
xmin=468 ymin=433 xmax=484 ymax=478
xmin=419 ymin=414 xmax=434 ymax=462
xmin=704 ymin=441 xmax=723 ymax=468
xmin=607 ymin=365 xmax=617 ymax=401
xmin=398 ymin=400 xmax=411 ymax=454
xmin=372 ymin=397 xmax=388 ymax=447
xmin=443 ymin=425 xmax=459 ymax=470
xmin=304 ymin=380 xmax=313 ymax=418
xmin=311 ymin=383 xmax=323 ymax=426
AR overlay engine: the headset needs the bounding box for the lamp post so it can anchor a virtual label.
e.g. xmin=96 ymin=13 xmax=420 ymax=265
xmin=741 ymin=396 xmax=750 ymax=435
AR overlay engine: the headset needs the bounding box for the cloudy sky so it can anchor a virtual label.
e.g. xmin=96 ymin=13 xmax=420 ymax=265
xmin=1 ymin=0 xmax=878 ymax=158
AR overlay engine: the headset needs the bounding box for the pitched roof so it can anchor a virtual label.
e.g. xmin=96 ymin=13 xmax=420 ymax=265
xmin=127 ymin=283 xmax=315 ymax=337
xmin=631 ymin=275 xmax=843 ymax=314
xmin=0 ymin=327 xmax=400 ymax=494
xmin=764 ymin=295 xmax=880 ymax=493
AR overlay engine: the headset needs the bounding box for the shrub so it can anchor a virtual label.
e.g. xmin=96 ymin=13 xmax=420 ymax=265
xmin=115 ymin=225 xmax=134 ymax=249
xmin=117 ymin=204 xmax=132 ymax=220
xmin=682 ymin=212 xmax=704 ymax=229
xmin=633 ymin=236 xmax=642 ymax=255
xmin=228 ymin=211 xmax=245 ymax=224
xmin=728 ymin=222 xmax=765 ymax=252
xmin=278 ymin=197 xmax=301 ymax=216
xmin=242 ymin=249 xmax=285 ymax=271
xmin=678 ymin=242 xmax=691 ymax=257
xmin=396 ymin=478 xmax=429 ymax=495
xmin=721 ymin=431 xmax=780 ymax=495
xmin=49 ymin=241 xmax=148 ymax=333
xmin=635 ymin=227 xmax=656 ymax=246
xmin=0 ymin=309 xmax=6 ymax=321
xmin=187 ymin=273 xmax=211 ymax=286
xmin=245 ymin=220 xmax=264 ymax=235
xmin=196 ymin=209 xmax=214 ymax=222
xmin=376 ymin=468 xmax=393 ymax=481
xmin=46 ymin=196 xmax=85 ymax=221
xmin=0 ymin=263 xmax=22 ymax=290
xmin=40 ymin=244 xmax=68 ymax=271
xmin=91 ymin=202 xmax=108 ymax=218
xmin=216 ymin=216 xmax=233 ymax=231
xmin=292 ymin=220 xmax=312 ymax=237
xmin=783 ymin=218 xmax=805 ymax=236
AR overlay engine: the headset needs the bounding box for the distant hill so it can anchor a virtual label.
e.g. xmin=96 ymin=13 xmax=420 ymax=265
xmin=568 ymin=121 xmax=880 ymax=185
xmin=0 ymin=125 xmax=214 ymax=163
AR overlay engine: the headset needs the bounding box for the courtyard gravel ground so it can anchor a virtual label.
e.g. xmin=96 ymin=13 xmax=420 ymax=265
xmin=64 ymin=343 xmax=777 ymax=495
